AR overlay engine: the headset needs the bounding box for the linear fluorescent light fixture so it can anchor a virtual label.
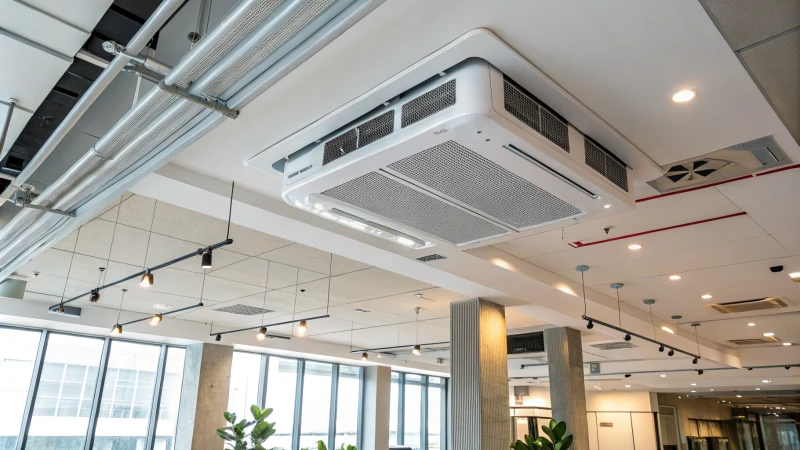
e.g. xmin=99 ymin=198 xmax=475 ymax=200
xmin=293 ymin=199 xmax=433 ymax=249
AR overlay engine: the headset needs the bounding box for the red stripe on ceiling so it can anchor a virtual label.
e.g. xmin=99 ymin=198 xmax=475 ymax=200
xmin=636 ymin=164 xmax=800 ymax=203
xmin=569 ymin=211 xmax=748 ymax=248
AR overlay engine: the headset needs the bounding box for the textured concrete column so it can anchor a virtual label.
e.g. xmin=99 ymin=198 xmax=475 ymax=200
xmin=361 ymin=365 xmax=391 ymax=450
xmin=450 ymin=298 xmax=509 ymax=450
xmin=175 ymin=343 xmax=234 ymax=450
xmin=544 ymin=327 xmax=590 ymax=450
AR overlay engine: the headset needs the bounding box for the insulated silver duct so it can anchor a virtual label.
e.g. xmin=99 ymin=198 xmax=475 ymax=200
xmin=0 ymin=0 xmax=385 ymax=277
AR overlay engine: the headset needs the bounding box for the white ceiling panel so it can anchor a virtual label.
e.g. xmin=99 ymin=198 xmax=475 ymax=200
xmin=209 ymin=257 xmax=269 ymax=287
xmin=327 ymin=304 xmax=409 ymax=327
xmin=117 ymin=194 xmax=157 ymax=231
xmin=342 ymin=288 xmax=468 ymax=320
xmin=201 ymin=275 xmax=264 ymax=303
xmin=74 ymin=218 xmax=116 ymax=259
xmin=773 ymin=230 xmax=800 ymax=256
xmin=144 ymin=233 xmax=248 ymax=274
xmin=0 ymin=0 xmax=90 ymax=57
xmin=259 ymin=243 xmax=334 ymax=274
xmin=717 ymin=170 xmax=800 ymax=235
xmin=0 ymin=103 xmax=33 ymax=157
xmin=17 ymin=248 xmax=73 ymax=278
xmin=529 ymin=214 xmax=766 ymax=273
xmin=328 ymin=267 xmax=434 ymax=304
xmin=51 ymin=229 xmax=78 ymax=252
xmin=264 ymin=261 xmax=328 ymax=290
xmin=20 ymin=0 xmax=113 ymax=34
xmin=108 ymin=224 xmax=151 ymax=267
xmin=176 ymin=295 xmax=281 ymax=327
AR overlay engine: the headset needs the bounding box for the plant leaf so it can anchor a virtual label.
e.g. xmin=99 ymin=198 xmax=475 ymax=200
xmin=316 ymin=440 xmax=327 ymax=450
xmin=553 ymin=421 xmax=567 ymax=441
xmin=216 ymin=429 xmax=237 ymax=441
xmin=555 ymin=435 xmax=573 ymax=450
xmin=258 ymin=407 xmax=274 ymax=421
xmin=539 ymin=437 xmax=555 ymax=450
xmin=542 ymin=426 xmax=557 ymax=444
xmin=224 ymin=411 xmax=234 ymax=424
xmin=525 ymin=433 xmax=536 ymax=448
xmin=511 ymin=440 xmax=529 ymax=450
xmin=549 ymin=419 xmax=557 ymax=430
xmin=250 ymin=404 xmax=261 ymax=419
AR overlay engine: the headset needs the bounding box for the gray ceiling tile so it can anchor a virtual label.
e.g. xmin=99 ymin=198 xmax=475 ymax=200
xmin=117 ymin=194 xmax=157 ymax=230
xmin=259 ymin=243 xmax=332 ymax=274
xmin=74 ymin=219 xmax=116 ymax=259
xmin=701 ymin=0 xmax=800 ymax=50
xmin=109 ymin=224 xmax=150 ymax=267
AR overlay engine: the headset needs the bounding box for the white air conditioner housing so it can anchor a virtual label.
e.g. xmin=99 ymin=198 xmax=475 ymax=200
xmin=281 ymin=59 xmax=635 ymax=249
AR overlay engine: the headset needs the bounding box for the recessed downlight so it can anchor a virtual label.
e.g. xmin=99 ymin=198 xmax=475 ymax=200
xmin=756 ymin=388 xmax=761 ymax=391
xmin=789 ymin=272 xmax=800 ymax=281
xmin=763 ymin=332 xmax=775 ymax=337
xmin=671 ymin=89 xmax=697 ymax=103
xmin=736 ymin=395 xmax=742 ymax=398
xmin=762 ymin=379 xmax=771 ymax=383
xmin=783 ymin=342 xmax=792 ymax=346
xmin=153 ymin=304 xmax=173 ymax=310
xmin=747 ymin=322 xmax=756 ymax=327
xmin=669 ymin=274 xmax=682 ymax=281
xmin=661 ymin=326 xmax=675 ymax=334
xmin=691 ymin=383 xmax=697 ymax=386
xmin=603 ymin=204 xmax=612 ymax=209
xmin=691 ymin=390 xmax=696 ymax=393
xmin=625 ymin=384 xmax=631 ymax=388
xmin=701 ymin=294 xmax=712 ymax=299
xmin=660 ymin=374 xmax=667 ymax=378
xmin=628 ymin=244 xmax=642 ymax=251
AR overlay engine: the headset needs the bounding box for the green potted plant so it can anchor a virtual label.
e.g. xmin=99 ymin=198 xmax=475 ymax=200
xmin=305 ymin=441 xmax=356 ymax=450
xmin=216 ymin=405 xmax=276 ymax=450
xmin=511 ymin=419 xmax=573 ymax=450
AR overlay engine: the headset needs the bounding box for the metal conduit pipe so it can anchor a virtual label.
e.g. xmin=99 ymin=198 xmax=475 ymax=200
xmin=0 ymin=0 xmax=386 ymax=276
xmin=1 ymin=0 xmax=187 ymax=199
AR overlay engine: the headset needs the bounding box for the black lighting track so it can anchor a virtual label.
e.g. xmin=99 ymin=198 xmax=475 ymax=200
xmin=119 ymin=302 xmax=204 ymax=327
xmin=582 ymin=315 xmax=702 ymax=360
xmin=350 ymin=341 xmax=450 ymax=354
xmin=48 ymin=238 xmax=233 ymax=311
xmin=209 ymin=315 xmax=330 ymax=337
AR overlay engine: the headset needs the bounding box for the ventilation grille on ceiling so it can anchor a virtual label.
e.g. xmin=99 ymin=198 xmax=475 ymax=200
xmin=664 ymin=159 xmax=730 ymax=183
xmin=323 ymin=110 xmax=396 ymax=166
xmin=416 ymin=254 xmax=446 ymax=262
xmin=214 ymin=304 xmax=275 ymax=315
xmin=502 ymin=77 xmax=570 ymax=152
xmin=401 ymin=79 xmax=456 ymax=128
xmin=728 ymin=337 xmax=780 ymax=346
xmin=591 ymin=342 xmax=638 ymax=350
xmin=322 ymin=171 xmax=508 ymax=245
xmin=386 ymin=140 xmax=583 ymax=230
xmin=507 ymin=332 xmax=545 ymax=354
xmin=584 ymin=137 xmax=629 ymax=192
xmin=707 ymin=297 xmax=790 ymax=314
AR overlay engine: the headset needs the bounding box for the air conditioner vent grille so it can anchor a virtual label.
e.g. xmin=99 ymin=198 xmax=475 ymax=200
xmin=323 ymin=110 xmax=395 ymax=165
xmin=416 ymin=254 xmax=446 ymax=262
xmin=503 ymin=79 xmax=570 ymax=152
xmin=401 ymin=79 xmax=456 ymax=128
xmin=728 ymin=337 xmax=780 ymax=346
xmin=214 ymin=304 xmax=275 ymax=316
xmin=584 ymin=137 xmax=629 ymax=192
xmin=707 ymin=297 xmax=790 ymax=314
xmin=507 ymin=332 xmax=545 ymax=354
xmin=322 ymin=171 xmax=508 ymax=245
xmin=387 ymin=141 xmax=583 ymax=229
xmin=591 ymin=342 xmax=638 ymax=350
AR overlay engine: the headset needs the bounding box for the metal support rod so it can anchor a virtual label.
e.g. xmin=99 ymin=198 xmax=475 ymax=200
xmin=328 ymin=363 xmax=339 ymax=450
xmin=0 ymin=99 xmax=17 ymax=159
xmin=15 ymin=330 xmax=48 ymax=450
xmin=144 ymin=345 xmax=168 ymax=450
xmin=16 ymin=201 xmax=75 ymax=217
xmin=291 ymin=359 xmax=305 ymax=450
xmin=49 ymin=238 xmax=232 ymax=310
xmin=196 ymin=0 xmax=213 ymax=39
xmin=210 ymin=315 xmax=330 ymax=336
xmin=82 ymin=337 xmax=112 ymax=450
xmin=583 ymin=315 xmax=701 ymax=359
xmin=350 ymin=341 xmax=450 ymax=354
xmin=3 ymin=0 xmax=187 ymax=197
xmin=157 ymin=81 xmax=239 ymax=119
xmin=119 ymin=302 xmax=204 ymax=326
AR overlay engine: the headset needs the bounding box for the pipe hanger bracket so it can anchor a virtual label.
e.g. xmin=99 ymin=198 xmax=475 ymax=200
xmin=157 ymin=81 xmax=239 ymax=119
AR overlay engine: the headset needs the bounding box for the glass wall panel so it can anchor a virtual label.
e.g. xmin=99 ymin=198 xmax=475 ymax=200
xmin=93 ymin=341 xmax=161 ymax=450
xmin=334 ymin=365 xmax=360 ymax=448
xmin=427 ymin=377 xmax=443 ymax=450
xmin=298 ymin=362 xmax=333 ymax=449
xmin=227 ymin=352 xmax=262 ymax=420
xmin=155 ymin=347 xmax=186 ymax=450
xmin=263 ymin=357 xmax=297 ymax=450
xmin=390 ymin=372 xmax=399 ymax=446
xmin=0 ymin=328 xmax=41 ymax=450
xmin=403 ymin=374 xmax=423 ymax=450
xmin=26 ymin=334 xmax=104 ymax=450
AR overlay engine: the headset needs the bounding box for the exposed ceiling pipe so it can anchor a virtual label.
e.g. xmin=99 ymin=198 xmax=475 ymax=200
xmin=0 ymin=0 xmax=187 ymax=199
xmin=0 ymin=99 xmax=17 ymax=160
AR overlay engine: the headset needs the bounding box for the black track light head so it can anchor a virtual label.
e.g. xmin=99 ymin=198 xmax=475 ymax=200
xmin=624 ymin=373 xmax=631 ymax=378
xmin=698 ymin=369 xmax=704 ymax=375
xmin=747 ymin=367 xmax=753 ymax=371
xmin=57 ymin=304 xmax=65 ymax=313
xmin=786 ymin=366 xmax=791 ymax=370
xmin=586 ymin=320 xmax=594 ymax=329
xmin=624 ymin=333 xmax=632 ymax=342
xmin=659 ymin=344 xmax=665 ymax=352
xmin=201 ymin=250 xmax=213 ymax=269
xmin=668 ymin=349 xmax=675 ymax=356
xmin=90 ymin=289 xmax=100 ymax=303
xmin=256 ymin=326 xmax=267 ymax=340
xmin=140 ymin=270 xmax=153 ymax=288
xmin=111 ymin=324 xmax=122 ymax=336
xmin=361 ymin=352 xmax=368 ymax=361
xmin=215 ymin=334 xmax=221 ymax=342
xmin=692 ymin=357 xmax=698 ymax=364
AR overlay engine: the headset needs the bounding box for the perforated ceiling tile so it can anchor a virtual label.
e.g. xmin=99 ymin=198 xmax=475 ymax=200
xmin=740 ymin=30 xmax=800 ymax=143
xmin=214 ymin=304 xmax=275 ymax=316
xmin=701 ymin=0 xmax=800 ymax=50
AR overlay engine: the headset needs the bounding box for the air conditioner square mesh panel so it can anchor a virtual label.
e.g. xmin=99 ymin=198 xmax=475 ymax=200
xmin=322 ymin=171 xmax=508 ymax=245
xmin=503 ymin=79 xmax=570 ymax=152
xmin=590 ymin=342 xmax=638 ymax=350
xmin=401 ymin=79 xmax=456 ymax=128
xmin=416 ymin=254 xmax=446 ymax=262
xmin=323 ymin=110 xmax=395 ymax=165
xmin=214 ymin=304 xmax=275 ymax=316
xmin=387 ymin=141 xmax=583 ymax=229
xmin=584 ymin=138 xmax=629 ymax=192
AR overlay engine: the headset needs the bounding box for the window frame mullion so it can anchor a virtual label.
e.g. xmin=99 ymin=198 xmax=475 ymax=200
xmin=328 ymin=364 xmax=339 ymax=450
xmin=291 ymin=359 xmax=306 ymax=450
xmin=15 ymin=329 xmax=49 ymax=450
xmin=82 ymin=337 xmax=112 ymax=450
xmin=144 ymin=344 xmax=169 ymax=450
xmin=257 ymin=354 xmax=269 ymax=408
xmin=421 ymin=375 xmax=428 ymax=450
xmin=398 ymin=372 xmax=406 ymax=446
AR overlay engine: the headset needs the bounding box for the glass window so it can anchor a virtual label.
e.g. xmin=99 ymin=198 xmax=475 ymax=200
xmin=428 ymin=377 xmax=443 ymax=450
xmin=26 ymin=334 xmax=104 ymax=450
xmin=155 ymin=347 xmax=186 ymax=450
xmin=264 ymin=357 xmax=297 ymax=450
xmin=227 ymin=352 xmax=262 ymax=420
xmin=404 ymin=374 xmax=423 ymax=450
xmin=390 ymin=372 xmax=399 ymax=446
xmin=0 ymin=328 xmax=41 ymax=450
xmin=93 ymin=341 xmax=161 ymax=450
xmin=298 ymin=362 xmax=333 ymax=449
xmin=334 ymin=365 xmax=360 ymax=448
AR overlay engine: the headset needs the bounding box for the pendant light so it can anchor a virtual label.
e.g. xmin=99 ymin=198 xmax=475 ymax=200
xmin=691 ymin=323 xmax=701 ymax=364
xmin=201 ymin=250 xmax=213 ymax=269
xmin=111 ymin=289 xmax=127 ymax=335
xmin=611 ymin=282 xmax=627 ymax=340
xmin=297 ymin=320 xmax=308 ymax=335
xmin=90 ymin=267 xmax=105 ymax=302
xmin=412 ymin=306 xmax=422 ymax=355
xmin=576 ymin=265 xmax=591 ymax=328
xmin=149 ymin=314 xmax=162 ymax=326
xmin=140 ymin=269 xmax=153 ymax=287
xmin=361 ymin=352 xmax=368 ymax=361
xmin=257 ymin=262 xmax=270 ymax=341
xmin=256 ymin=326 xmax=267 ymax=340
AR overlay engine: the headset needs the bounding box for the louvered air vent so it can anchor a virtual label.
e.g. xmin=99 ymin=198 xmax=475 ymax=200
xmin=584 ymin=137 xmax=629 ymax=192
xmin=416 ymin=254 xmax=446 ymax=262
xmin=401 ymin=79 xmax=456 ymax=128
xmin=591 ymin=342 xmax=638 ymax=350
xmin=503 ymin=77 xmax=570 ymax=152
xmin=728 ymin=337 xmax=780 ymax=346
xmin=507 ymin=332 xmax=545 ymax=354
xmin=214 ymin=304 xmax=275 ymax=315
xmin=323 ymin=110 xmax=396 ymax=166
xmin=706 ymin=297 xmax=790 ymax=314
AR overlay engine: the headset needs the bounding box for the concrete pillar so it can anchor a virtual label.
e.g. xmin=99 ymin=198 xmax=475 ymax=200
xmin=450 ymin=298 xmax=509 ymax=450
xmin=544 ymin=327 xmax=590 ymax=450
xmin=361 ymin=365 xmax=391 ymax=450
xmin=175 ymin=343 xmax=234 ymax=450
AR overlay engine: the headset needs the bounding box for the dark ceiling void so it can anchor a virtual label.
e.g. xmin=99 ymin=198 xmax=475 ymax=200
xmin=0 ymin=0 xmax=186 ymax=189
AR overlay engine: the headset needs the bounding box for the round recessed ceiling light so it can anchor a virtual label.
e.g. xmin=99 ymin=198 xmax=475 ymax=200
xmin=691 ymin=390 xmax=696 ymax=393
xmin=762 ymin=380 xmax=771 ymax=383
xmin=153 ymin=304 xmax=172 ymax=310
xmin=671 ymin=89 xmax=697 ymax=103
xmin=710 ymin=389 xmax=715 ymax=391
xmin=763 ymin=332 xmax=775 ymax=337
xmin=736 ymin=395 xmax=742 ymax=398
xmin=756 ymin=388 xmax=761 ymax=391
xmin=691 ymin=383 xmax=697 ymax=386
xmin=604 ymin=204 xmax=612 ymax=209
xmin=783 ymin=342 xmax=792 ymax=346
xmin=628 ymin=244 xmax=642 ymax=251
xmin=669 ymin=274 xmax=682 ymax=281
xmin=660 ymin=374 xmax=667 ymax=378
xmin=701 ymin=294 xmax=712 ymax=299
xmin=625 ymin=384 xmax=631 ymax=388
xmin=748 ymin=322 xmax=756 ymax=327
xmin=788 ymin=271 xmax=800 ymax=281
